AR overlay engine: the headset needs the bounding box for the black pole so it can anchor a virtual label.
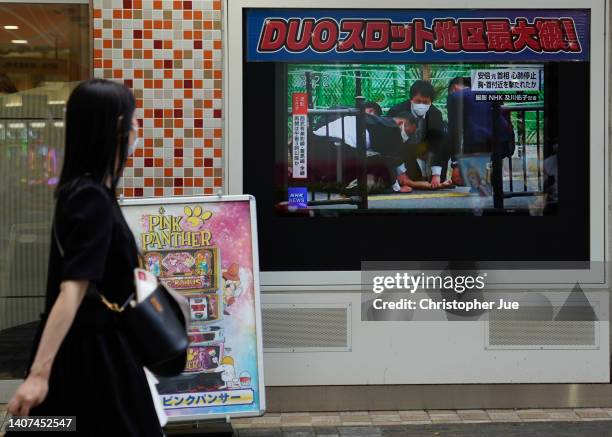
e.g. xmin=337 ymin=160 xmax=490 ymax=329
xmin=491 ymin=102 xmax=504 ymax=209
xmin=325 ymin=113 xmax=331 ymax=199
xmin=305 ymin=71 xmax=314 ymax=201
xmin=507 ymin=110 xmax=514 ymax=192
xmin=520 ymin=111 xmax=527 ymax=192
xmin=355 ymin=96 xmax=368 ymax=209
xmin=355 ymin=69 xmax=362 ymax=97
xmin=508 ymin=152 xmax=514 ymax=192
xmin=338 ymin=115 xmax=344 ymax=183
xmin=305 ymin=71 xmax=313 ymax=108
xmin=536 ymin=109 xmax=541 ymax=191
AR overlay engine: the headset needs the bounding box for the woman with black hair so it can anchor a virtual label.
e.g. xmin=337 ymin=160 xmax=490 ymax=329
xmin=7 ymin=79 xmax=163 ymax=436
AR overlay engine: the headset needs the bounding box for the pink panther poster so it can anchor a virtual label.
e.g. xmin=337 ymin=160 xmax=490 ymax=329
xmin=120 ymin=195 xmax=265 ymax=421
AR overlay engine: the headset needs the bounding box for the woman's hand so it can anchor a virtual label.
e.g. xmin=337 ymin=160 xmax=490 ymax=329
xmin=7 ymin=374 xmax=49 ymax=416
xmin=7 ymin=280 xmax=88 ymax=417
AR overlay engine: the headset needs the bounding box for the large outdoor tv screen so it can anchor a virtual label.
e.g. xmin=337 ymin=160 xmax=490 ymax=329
xmin=278 ymin=62 xmax=554 ymax=215
xmin=243 ymin=8 xmax=590 ymax=270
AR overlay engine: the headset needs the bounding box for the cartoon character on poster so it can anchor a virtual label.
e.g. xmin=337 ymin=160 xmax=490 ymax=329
xmin=203 ymin=348 xmax=219 ymax=369
xmin=145 ymin=252 xmax=162 ymax=276
xmin=163 ymin=251 xmax=196 ymax=275
xmin=207 ymin=295 xmax=218 ymax=320
xmin=222 ymin=263 xmax=252 ymax=316
xmin=195 ymin=250 xmax=211 ymax=275
xmin=186 ymin=346 xmax=221 ymax=372
xmin=217 ymin=356 xmax=240 ymax=389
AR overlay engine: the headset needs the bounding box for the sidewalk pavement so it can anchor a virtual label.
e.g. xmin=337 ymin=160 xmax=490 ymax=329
xmin=2 ymin=405 xmax=612 ymax=436
xmin=231 ymin=409 xmax=612 ymax=428
xmin=234 ymin=421 xmax=612 ymax=436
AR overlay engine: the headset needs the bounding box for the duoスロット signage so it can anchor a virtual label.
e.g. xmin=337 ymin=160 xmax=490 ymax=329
xmin=247 ymin=8 xmax=589 ymax=214
xmin=247 ymin=9 xmax=589 ymax=62
xmin=121 ymin=195 xmax=265 ymax=421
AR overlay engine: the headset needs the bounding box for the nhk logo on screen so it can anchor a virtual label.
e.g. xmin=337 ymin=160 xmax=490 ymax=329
xmin=288 ymin=187 xmax=308 ymax=209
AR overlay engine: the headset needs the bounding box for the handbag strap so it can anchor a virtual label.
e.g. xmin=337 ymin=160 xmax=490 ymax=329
xmin=52 ymin=217 xmax=133 ymax=313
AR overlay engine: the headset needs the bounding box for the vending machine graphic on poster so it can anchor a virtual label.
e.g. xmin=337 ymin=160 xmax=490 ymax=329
xmin=120 ymin=196 xmax=264 ymax=421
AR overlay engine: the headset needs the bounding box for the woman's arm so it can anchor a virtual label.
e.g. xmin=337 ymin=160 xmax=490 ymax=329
xmin=7 ymin=280 xmax=88 ymax=416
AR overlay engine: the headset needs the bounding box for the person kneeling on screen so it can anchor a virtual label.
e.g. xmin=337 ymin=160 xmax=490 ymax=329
xmin=391 ymin=111 xmax=453 ymax=191
xmin=387 ymin=80 xmax=452 ymax=188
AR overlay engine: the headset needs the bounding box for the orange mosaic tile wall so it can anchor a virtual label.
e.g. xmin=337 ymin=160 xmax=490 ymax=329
xmin=92 ymin=0 xmax=224 ymax=197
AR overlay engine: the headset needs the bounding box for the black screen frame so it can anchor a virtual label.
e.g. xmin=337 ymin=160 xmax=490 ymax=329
xmin=242 ymin=15 xmax=591 ymax=273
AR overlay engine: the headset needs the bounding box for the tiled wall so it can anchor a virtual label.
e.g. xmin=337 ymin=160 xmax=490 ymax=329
xmin=92 ymin=0 xmax=224 ymax=197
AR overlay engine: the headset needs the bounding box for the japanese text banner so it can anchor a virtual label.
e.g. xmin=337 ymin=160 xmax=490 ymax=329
xmin=246 ymin=9 xmax=589 ymax=62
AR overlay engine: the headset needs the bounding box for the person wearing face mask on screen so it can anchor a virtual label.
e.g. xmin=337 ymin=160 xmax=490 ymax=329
xmin=387 ymin=80 xmax=451 ymax=189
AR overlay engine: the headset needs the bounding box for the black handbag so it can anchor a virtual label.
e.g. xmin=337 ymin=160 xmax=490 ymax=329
xmin=53 ymin=221 xmax=190 ymax=377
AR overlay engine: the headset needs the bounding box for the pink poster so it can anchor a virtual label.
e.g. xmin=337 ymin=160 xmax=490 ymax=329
xmin=120 ymin=196 xmax=264 ymax=420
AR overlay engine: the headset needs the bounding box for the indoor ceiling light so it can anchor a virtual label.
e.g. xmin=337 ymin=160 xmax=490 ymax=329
xmin=11 ymin=39 xmax=27 ymax=44
xmin=4 ymin=25 xmax=19 ymax=30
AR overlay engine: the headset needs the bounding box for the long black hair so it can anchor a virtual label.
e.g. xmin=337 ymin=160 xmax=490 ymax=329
xmin=56 ymin=78 xmax=136 ymax=195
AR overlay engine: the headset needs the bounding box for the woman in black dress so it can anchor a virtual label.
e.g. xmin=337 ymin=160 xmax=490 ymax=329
xmin=7 ymin=79 xmax=163 ymax=436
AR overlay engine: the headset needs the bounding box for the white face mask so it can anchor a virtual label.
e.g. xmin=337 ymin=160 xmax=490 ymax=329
xmin=399 ymin=123 xmax=410 ymax=142
xmin=128 ymin=136 xmax=139 ymax=156
xmin=411 ymin=102 xmax=431 ymax=117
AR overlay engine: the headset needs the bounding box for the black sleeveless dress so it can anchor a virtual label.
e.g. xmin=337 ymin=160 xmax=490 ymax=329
xmin=11 ymin=177 xmax=163 ymax=436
